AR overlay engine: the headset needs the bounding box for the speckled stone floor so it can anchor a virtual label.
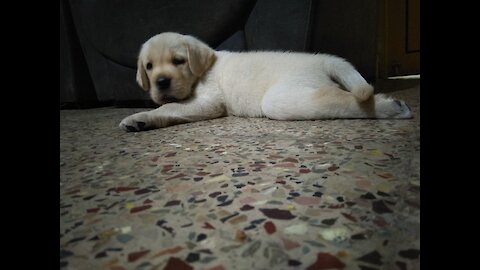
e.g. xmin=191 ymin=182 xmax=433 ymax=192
xmin=60 ymin=86 xmax=420 ymax=270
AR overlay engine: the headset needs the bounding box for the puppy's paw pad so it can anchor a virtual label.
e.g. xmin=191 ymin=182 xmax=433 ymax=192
xmin=119 ymin=115 xmax=149 ymax=132
xmin=125 ymin=125 xmax=138 ymax=132
xmin=392 ymin=99 xmax=413 ymax=119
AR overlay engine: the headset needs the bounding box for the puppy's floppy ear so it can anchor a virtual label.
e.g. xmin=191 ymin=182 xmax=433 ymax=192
xmin=136 ymin=58 xmax=150 ymax=91
xmin=185 ymin=37 xmax=216 ymax=77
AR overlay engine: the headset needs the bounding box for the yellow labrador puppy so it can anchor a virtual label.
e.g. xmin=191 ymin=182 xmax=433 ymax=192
xmin=120 ymin=32 xmax=411 ymax=131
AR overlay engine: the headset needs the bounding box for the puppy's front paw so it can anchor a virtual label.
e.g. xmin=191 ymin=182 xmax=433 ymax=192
xmin=119 ymin=113 xmax=150 ymax=132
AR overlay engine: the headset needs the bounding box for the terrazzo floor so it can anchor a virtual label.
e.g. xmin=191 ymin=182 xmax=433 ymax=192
xmin=60 ymin=86 xmax=420 ymax=270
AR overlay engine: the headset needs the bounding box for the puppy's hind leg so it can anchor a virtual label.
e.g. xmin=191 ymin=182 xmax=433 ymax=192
xmin=261 ymin=85 xmax=412 ymax=120
xmin=322 ymin=55 xmax=374 ymax=102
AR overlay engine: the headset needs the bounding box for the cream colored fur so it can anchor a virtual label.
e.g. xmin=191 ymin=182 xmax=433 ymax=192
xmin=120 ymin=32 xmax=411 ymax=131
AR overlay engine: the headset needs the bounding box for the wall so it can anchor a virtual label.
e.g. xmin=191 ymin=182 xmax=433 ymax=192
xmin=309 ymin=0 xmax=378 ymax=82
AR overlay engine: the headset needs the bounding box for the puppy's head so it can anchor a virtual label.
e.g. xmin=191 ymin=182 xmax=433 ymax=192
xmin=136 ymin=32 xmax=216 ymax=105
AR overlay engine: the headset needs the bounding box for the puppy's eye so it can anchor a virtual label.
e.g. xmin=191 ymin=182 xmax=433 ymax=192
xmin=146 ymin=63 xmax=152 ymax=70
xmin=172 ymin=57 xmax=186 ymax=66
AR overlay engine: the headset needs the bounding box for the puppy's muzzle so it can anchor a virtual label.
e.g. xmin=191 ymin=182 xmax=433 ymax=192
xmin=156 ymin=77 xmax=171 ymax=90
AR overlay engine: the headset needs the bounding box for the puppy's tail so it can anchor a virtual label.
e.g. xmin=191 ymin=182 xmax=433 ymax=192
xmin=323 ymin=54 xmax=374 ymax=102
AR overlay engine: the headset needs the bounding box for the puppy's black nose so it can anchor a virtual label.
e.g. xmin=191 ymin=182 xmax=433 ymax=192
xmin=156 ymin=77 xmax=171 ymax=90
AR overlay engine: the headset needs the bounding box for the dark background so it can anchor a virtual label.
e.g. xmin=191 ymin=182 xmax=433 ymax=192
xmin=60 ymin=0 xmax=419 ymax=109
